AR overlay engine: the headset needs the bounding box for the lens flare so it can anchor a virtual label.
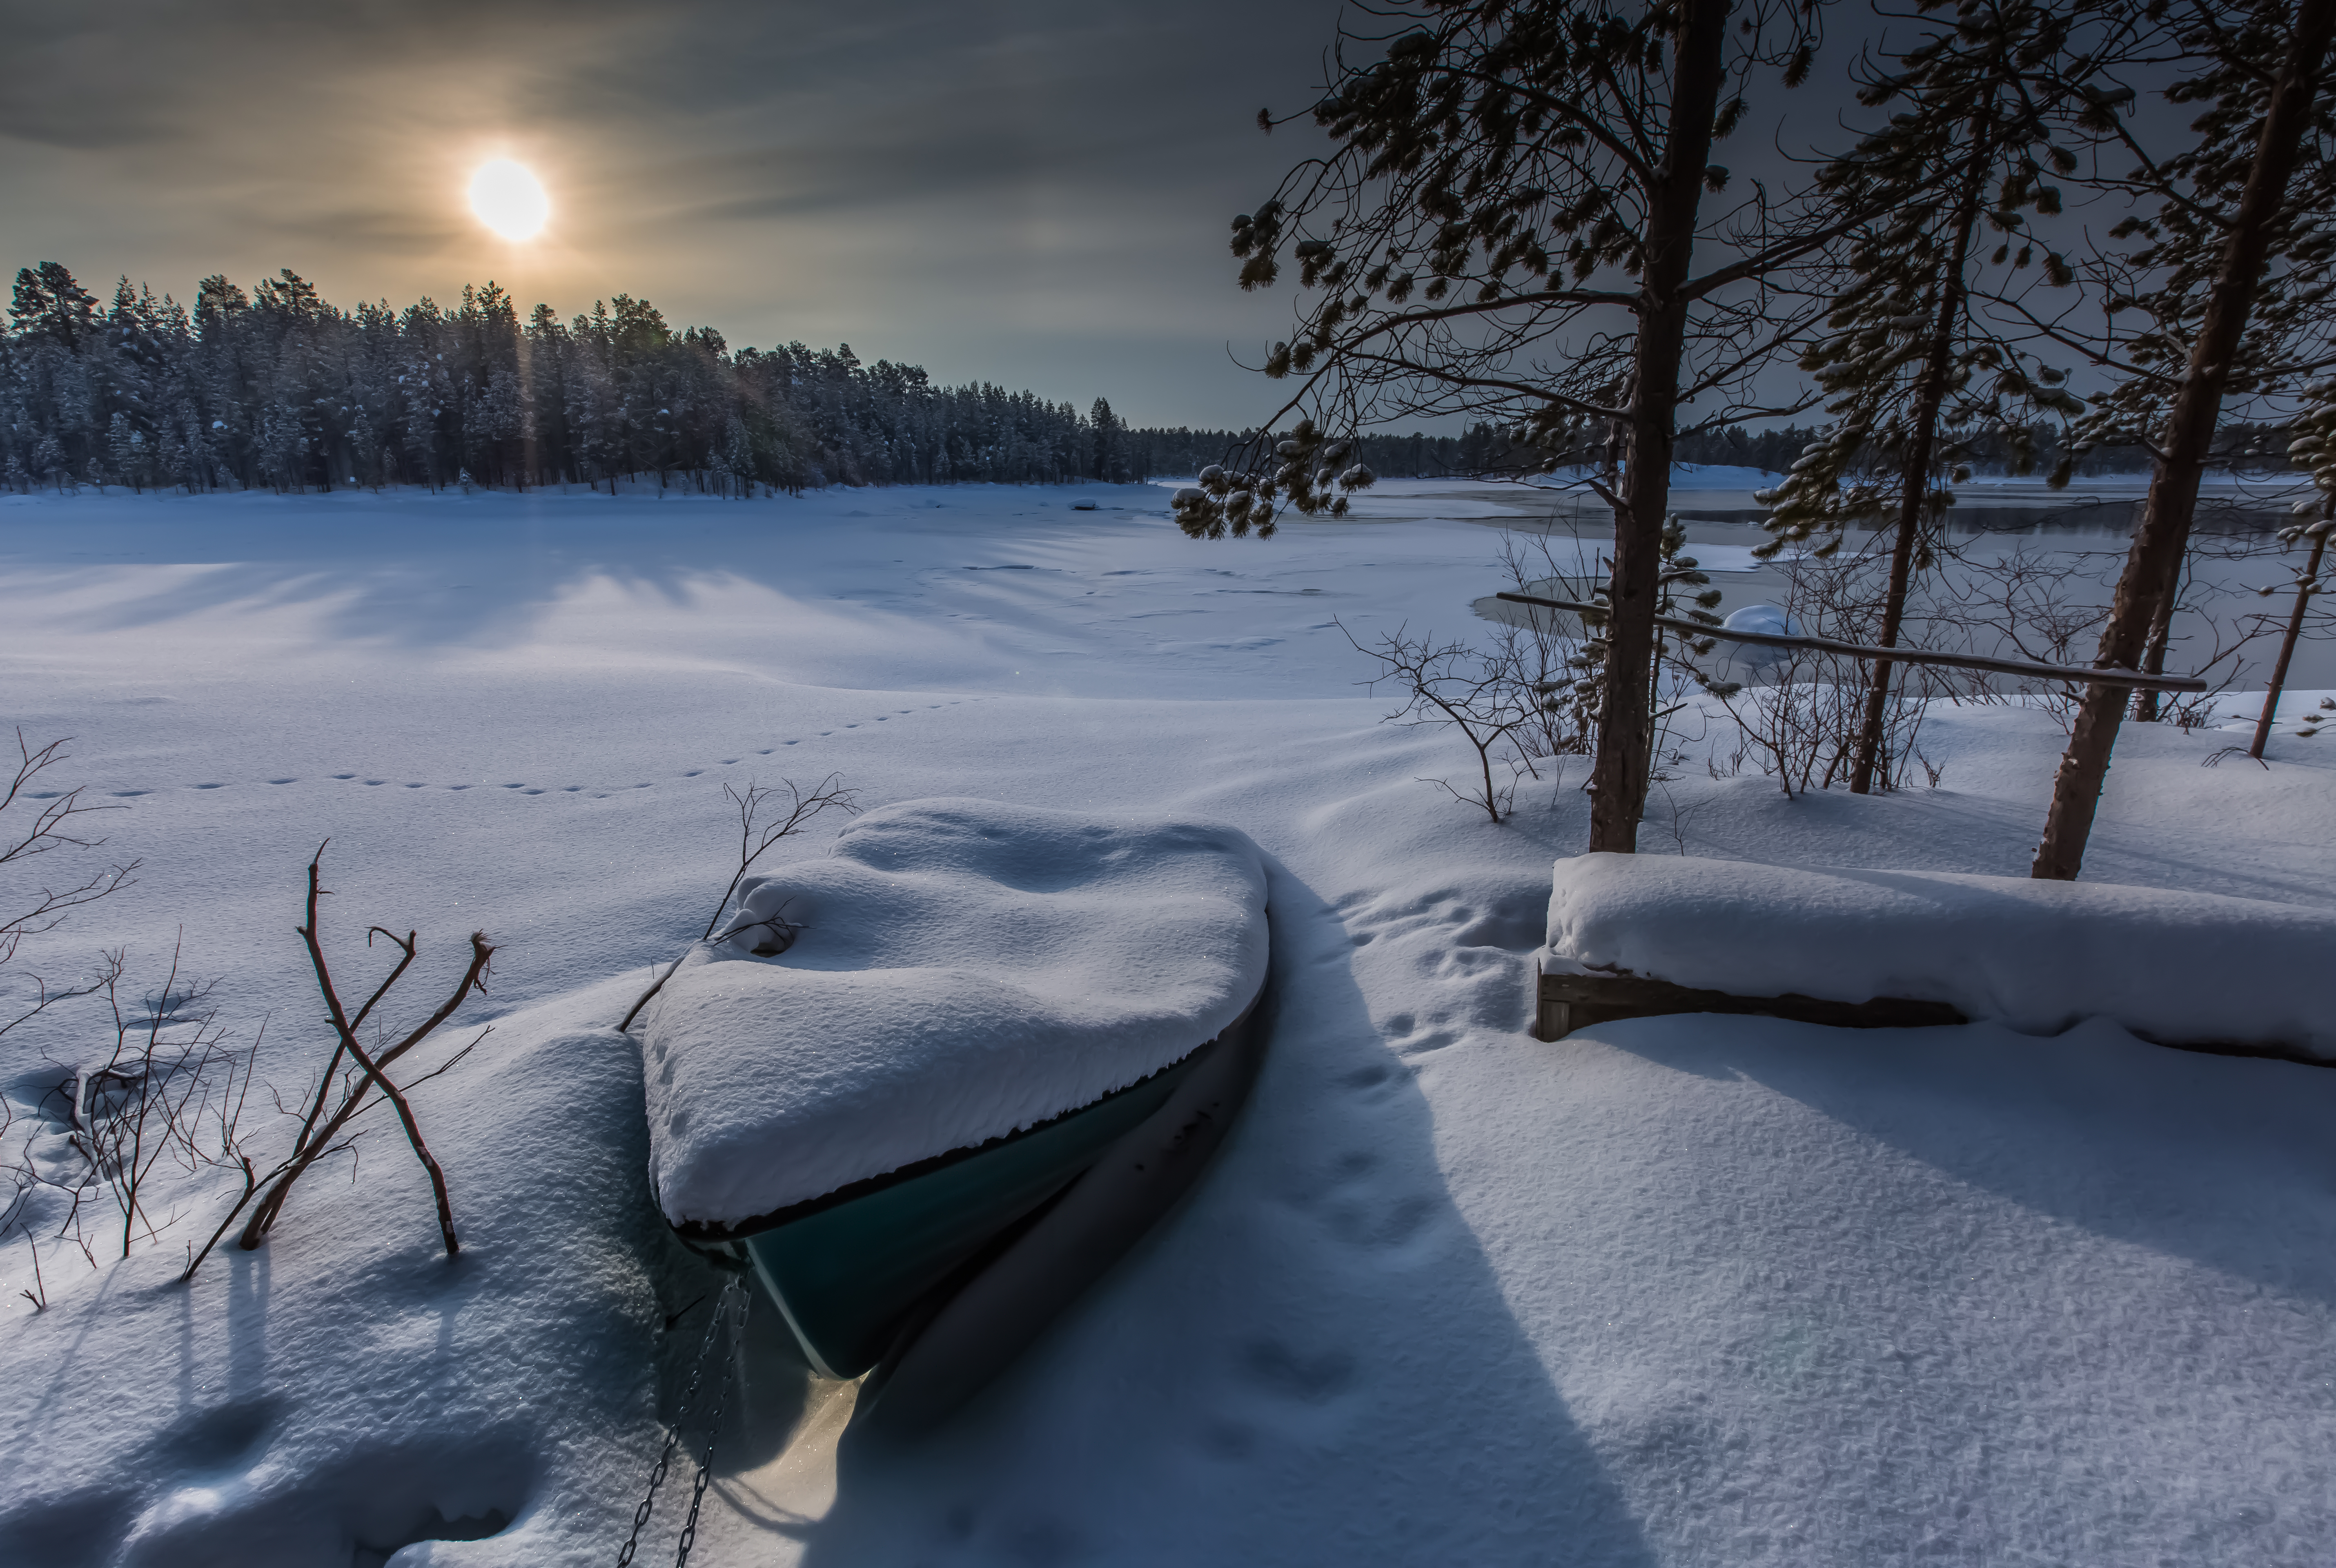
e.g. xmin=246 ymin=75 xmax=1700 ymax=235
xmin=468 ymin=159 xmax=549 ymax=241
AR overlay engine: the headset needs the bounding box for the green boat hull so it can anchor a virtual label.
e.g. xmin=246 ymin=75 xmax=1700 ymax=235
xmin=687 ymin=989 xmax=1267 ymax=1401
xmin=736 ymin=1049 xmax=1207 ymax=1378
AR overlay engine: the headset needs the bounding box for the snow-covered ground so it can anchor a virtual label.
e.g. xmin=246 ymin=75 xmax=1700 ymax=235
xmin=2 ymin=480 xmax=2331 ymax=1567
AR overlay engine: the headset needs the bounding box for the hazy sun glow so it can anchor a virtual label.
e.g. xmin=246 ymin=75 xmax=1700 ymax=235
xmin=468 ymin=159 xmax=549 ymax=241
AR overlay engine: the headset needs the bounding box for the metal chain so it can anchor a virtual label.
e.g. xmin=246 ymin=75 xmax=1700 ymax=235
xmin=673 ymin=1282 xmax=750 ymax=1566
xmin=617 ymin=1276 xmax=744 ymax=1568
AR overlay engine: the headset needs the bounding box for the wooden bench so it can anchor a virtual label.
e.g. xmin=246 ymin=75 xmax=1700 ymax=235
xmin=1534 ymin=961 xmax=1964 ymax=1043
xmin=1532 ymin=959 xmax=2330 ymax=1069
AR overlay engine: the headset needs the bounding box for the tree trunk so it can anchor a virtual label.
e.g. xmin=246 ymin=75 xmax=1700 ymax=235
xmin=2031 ymin=0 xmax=2335 ymax=880
xmin=1850 ymin=105 xmax=1995 ymax=795
xmin=1588 ymin=0 xmax=1728 ymax=853
xmin=2249 ymin=523 xmax=2330 ymax=757
xmin=2130 ymin=584 xmax=2178 ymax=723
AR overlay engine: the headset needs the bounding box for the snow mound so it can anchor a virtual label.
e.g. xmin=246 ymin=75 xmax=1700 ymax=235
xmin=640 ymin=798 xmax=1270 ymax=1228
xmin=1545 ymin=853 xmax=2334 ymax=1057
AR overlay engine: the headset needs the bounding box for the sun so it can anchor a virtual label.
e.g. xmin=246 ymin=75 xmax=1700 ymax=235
xmin=468 ymin=159 xmax=550 ymax=242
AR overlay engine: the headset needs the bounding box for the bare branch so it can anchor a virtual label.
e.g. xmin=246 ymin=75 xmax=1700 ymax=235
xmin=618 ymin=775 xmax=860 ymax=1032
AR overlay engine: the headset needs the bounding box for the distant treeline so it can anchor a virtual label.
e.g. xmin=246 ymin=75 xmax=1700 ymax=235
xmin=1135 ymin=419 xmax=2163 ymax=481
xmin=1 ymin=263 xmax=1180 ymax=495
xmin=3 ymin=261 xmax=2158 ymax=497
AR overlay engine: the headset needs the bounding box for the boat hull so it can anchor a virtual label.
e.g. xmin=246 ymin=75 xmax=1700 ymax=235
xmin=855 ymin=984 xmax=1272 ymax=1434
xmin=707 ymin=989 xmax=1266 ymax=1390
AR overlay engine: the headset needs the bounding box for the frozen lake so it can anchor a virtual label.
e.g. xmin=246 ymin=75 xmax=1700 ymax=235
xmin=1449 ymin=470 xmax=2335 ymax=698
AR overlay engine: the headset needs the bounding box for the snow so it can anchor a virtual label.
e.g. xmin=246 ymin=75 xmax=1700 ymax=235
xmin=1711 ymin=602 xmax=1799 ymax=680
xmin=3 ymin=982 xmax=667 ymax=1568
xmin=1719 ymin=603 xmax=1797 ymax=638
xmin=641 ymin=798 xmax=1269 ymax=1226
xmin=0 ymin=480 xmax=2330 ymax=1567
xmin=1544 ymin=853 xmax=2336 ymax=1058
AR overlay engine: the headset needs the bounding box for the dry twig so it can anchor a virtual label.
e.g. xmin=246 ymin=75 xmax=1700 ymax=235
xmin=617 ymin=775 xmax=858 ymax=1032
xmin=181 ymin=845 xmax=494 ymax=1277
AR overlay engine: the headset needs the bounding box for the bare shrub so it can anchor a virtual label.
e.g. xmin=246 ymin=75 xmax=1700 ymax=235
xmin=184 ymin=846 xmax=497 ymax=1277
xmin=1343 ymin=620 xmax=1543 ymax=823
xmin=0 ymin=731 xmax=139 ymax=980
xmin=1378 ymin=526 xmax=1721 ymax=824
xmin=1946 ymin=541 xmax=2124 ymax=729
xmin=618 ymin=775 xmax=860 ymax=1031
xmin=0 ymin=731 xmax=142 ymax=1303
xmin=66 ymin=947 xmax=251 ymax=1262
xmin=4 ymin=946 xmax=261 ymax=1304
xmin=1940 ymin=535 xmax=2261 ymax=731
xmin=1493 ymin=531 xmax=1606 ymax=777
xmin=1709 ymin=552 xmax=1934 ymax=795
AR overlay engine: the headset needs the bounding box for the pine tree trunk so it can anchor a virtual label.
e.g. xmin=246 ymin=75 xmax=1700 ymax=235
xmin=2031 ymin=0 xmax=2335 ymax=880
xmin=2131 ymin=585 xmax=2178 ymax=723
xmin=1588 ymin=0 xmax=1728 ymax=853
xmin=1850 ymin=107 xmax=1995 ymax=795
xmin=2249 ymin=525 xmax=2330 ymax=757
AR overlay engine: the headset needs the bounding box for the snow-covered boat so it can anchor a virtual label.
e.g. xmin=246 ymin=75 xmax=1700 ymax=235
xmin=638 ymin=799 xmax=1272 ymax=1423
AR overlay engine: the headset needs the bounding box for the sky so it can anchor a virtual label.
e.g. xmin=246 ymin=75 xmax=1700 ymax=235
xmin=2 ymin=3 xmax=2191 ymax=434
xmin=2 ymin=0 xmax=1357 ymax=430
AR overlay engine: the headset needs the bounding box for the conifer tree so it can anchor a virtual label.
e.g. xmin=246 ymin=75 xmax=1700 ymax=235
xmin=2030 ymin=0 xmax=2336 ymax=879
xmin=11 ymin=263 xmax=98 ymax=351
xmin=1090 ymin=396 xmax=1125 ymax=482
xmin=2247 ymin=380 xmax=2333 ymax=757
xmin=3 ymin=264 xmax=1165 ymax=498
xmin=1178 ymin=0 xmax=1866 ymax=851
xmin=1759 ymin=0 xmax=2118 ymax=793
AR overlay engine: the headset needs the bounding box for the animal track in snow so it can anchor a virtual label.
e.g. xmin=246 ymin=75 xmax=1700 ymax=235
xmin=1240 ymin=1339 xmax=1358 ymax=1404
xmin=176 ymin=697 xmax=989 ymax=803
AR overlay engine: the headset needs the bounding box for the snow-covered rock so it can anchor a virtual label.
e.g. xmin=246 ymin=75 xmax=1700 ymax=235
xmin=639 ymin=798 xmax=1271 ymax=1228
xmin=1719 ymin=602 xmax=1798 ymax=640
xmin=1545 ymin=853 xmax=2335 ymax=1058
xmin=1715 ymin=602 xmax=1802 ymax=681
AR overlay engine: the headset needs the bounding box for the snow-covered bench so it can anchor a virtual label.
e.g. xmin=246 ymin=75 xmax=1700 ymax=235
xmin=1536 ymin=854 xmax=2334 ymax=1063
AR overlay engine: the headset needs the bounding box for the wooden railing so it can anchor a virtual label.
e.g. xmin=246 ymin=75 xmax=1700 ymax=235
xmin=1493 ymin=591 xmax=2209 ymax=693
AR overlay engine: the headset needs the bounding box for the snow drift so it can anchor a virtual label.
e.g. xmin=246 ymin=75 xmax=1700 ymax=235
xmin=639 ymin=797 xmax=1270 ymax=1228
xmin=1544 ymin=853 xmax=2335 ymax=1058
